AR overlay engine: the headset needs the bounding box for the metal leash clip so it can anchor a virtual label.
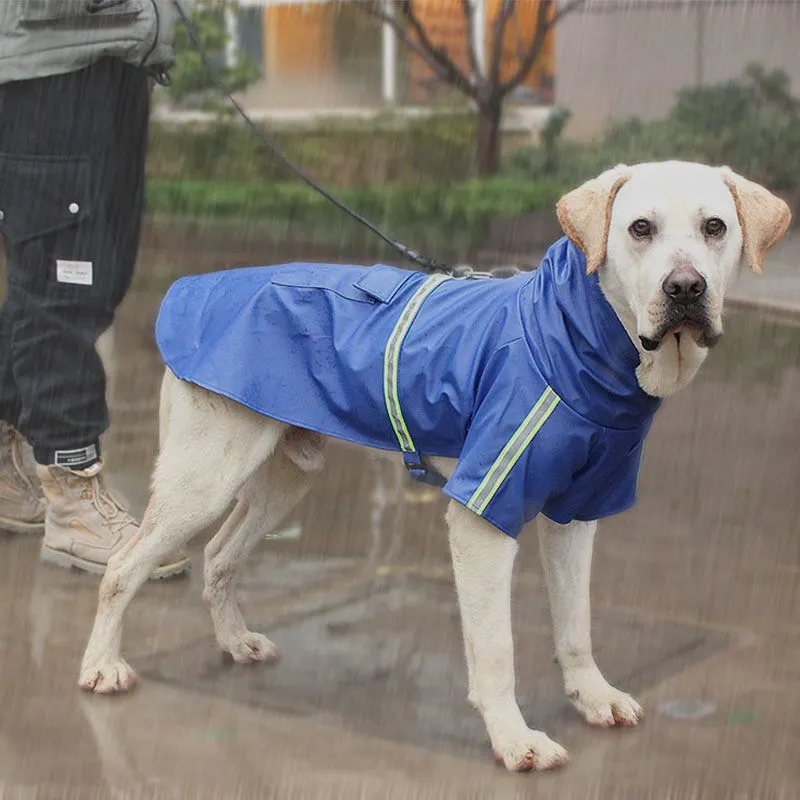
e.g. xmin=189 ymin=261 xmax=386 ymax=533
xmin=451 ymin=265 xmax=492 ymax=280
xmin=451 ymin=265 xmax=523 ymax=280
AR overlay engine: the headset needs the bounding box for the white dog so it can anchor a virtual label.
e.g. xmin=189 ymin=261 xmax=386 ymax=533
xmin=79 ymin=161 xmax=790 ymax=773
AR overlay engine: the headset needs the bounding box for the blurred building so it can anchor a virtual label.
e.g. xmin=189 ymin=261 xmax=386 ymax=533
xmin=222 ymin=0 xmax=799 ymax=136
xmin=230 ymin=0 xmax=554 ymax=127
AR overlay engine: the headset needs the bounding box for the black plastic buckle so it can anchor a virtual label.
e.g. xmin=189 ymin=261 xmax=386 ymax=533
xmin=402 ymin=451 xmax=447 ymax=488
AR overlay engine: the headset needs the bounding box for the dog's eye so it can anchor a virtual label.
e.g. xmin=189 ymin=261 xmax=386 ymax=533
xmin=629 ymin=219 xmax=652 ymax=239
xmin=704 ymin=217 xmax=727 ymax=238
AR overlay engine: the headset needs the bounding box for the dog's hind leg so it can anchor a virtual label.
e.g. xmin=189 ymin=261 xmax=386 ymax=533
xmin=203 ymin=428 xmax=325 ymax=663
xmin=79 ymin=376 xmax=285 ymax=694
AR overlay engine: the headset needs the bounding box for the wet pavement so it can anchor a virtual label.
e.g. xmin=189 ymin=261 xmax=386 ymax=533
xmin=1 ymin=224 xmax=800 ymax=798
xmin=728 ymin=231 xmax=800 ymax=319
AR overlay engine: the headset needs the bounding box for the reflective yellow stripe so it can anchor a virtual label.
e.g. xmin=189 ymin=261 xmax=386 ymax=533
xmin=467 ymin=386 xmax=561 ymax=516
xmin=383 ymin=274 xmax=450 ymax=453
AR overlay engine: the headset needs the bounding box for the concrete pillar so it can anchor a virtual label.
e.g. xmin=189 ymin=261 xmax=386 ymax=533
xmin=224 ymin=6 xmax=237 ymax=69
xmin=382 ymin=0 xmax=397 ymax=103
xmin=473 ymin=0 xmax=486 ymax=76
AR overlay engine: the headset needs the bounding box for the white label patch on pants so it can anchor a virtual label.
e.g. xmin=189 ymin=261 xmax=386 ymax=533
xmin=56 ymin=260 xmax=93 ymax=286
xmin=54 ymin=444 xmax=98 ymax=468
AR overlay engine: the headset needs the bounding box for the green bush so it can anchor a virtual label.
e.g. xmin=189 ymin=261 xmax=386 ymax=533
xmin=148 ymin=113 xmax=479 ymax=187
xmin=505 ymin=64 xmax=800 ymax=193
xmin=146 ymin=176 xmax=568 ymax=231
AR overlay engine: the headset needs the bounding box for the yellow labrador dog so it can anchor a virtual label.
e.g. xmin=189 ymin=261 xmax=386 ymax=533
xmin=79 ymin=161 xmax=790 ymax=773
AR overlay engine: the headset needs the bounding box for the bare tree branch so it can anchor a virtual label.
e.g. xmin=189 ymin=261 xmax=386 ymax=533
xmin=499 ymin=0 xmax=547 ymax=95
xmin=488 ymin=0 xmax=516 ymax=90
xmin=355 ymin=1 xmax=477 ymax=99
xmin=460 ymin=0 xmax=482 ymax=85
xmin=398 ymin=0 xmax=477 ymax=98
xmin=500 ymin=0 xmax=583 ymax=97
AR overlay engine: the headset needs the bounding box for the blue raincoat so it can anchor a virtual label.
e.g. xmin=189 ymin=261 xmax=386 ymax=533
xmin=156 ymin=237 xmax=661 ymax=537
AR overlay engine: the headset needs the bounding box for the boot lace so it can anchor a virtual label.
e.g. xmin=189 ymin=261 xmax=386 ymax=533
xmin=81 ymin=474 xmax=136 ymax=536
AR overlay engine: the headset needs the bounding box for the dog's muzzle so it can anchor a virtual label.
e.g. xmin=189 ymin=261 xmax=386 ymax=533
xmin=639 ymin=266 xmax=721 ymax=351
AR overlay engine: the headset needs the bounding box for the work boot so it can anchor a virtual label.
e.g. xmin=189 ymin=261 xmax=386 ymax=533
xmin=37 ymin=460 xmax=189 ymax=579
xmin=0 ymin=421 xmax=46 ymax=534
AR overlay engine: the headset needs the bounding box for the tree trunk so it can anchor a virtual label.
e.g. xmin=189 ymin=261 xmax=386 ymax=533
xmin=476 ymin=100 xmax=502 ymax=176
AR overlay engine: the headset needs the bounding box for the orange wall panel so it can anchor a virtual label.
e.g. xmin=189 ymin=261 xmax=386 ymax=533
xmin=265 ymin=5 xmax=334 ymax=77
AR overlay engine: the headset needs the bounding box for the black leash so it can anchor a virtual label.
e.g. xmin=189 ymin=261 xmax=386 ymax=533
xmin=168 ymin=0 xmax=462 ymax=276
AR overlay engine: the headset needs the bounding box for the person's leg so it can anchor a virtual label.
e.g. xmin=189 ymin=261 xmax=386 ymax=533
xmin=1 ymin=59 xmax=145 ymax=461
xmin=0 ymin=144 xmax=44 ymax=534
xmin=0 ymin=303 xmax=21 ymax=428
xmin=0 ymin=59 xmax=187 ymax=575
xmin=0 ymin=322 xmax=45 ymax=530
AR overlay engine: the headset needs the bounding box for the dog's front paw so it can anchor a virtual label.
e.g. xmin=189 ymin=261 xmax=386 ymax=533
xmin=492 ymin=729 xmax=568 ymax=772
xmin=79 ymin=657 xmax=138 ymax=694
xmin=220 ymin=631 xmax=280 ymax=664
xmin=565 ymin=668 xmax=643 ymax=728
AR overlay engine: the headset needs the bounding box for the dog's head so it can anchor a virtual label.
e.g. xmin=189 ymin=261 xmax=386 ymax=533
xmin=558 ymin=161 xmax=791 ymax=350
xmin=557 ymin=161 xmax=791 ymax=394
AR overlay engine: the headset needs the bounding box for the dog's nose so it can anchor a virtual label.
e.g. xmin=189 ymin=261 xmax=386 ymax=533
xmin=661 ymin=267 xmax=707 ymax=305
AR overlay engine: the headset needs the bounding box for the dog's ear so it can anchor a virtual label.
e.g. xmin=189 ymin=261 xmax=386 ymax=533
xmin=721 ymin=167 xmax=792 ymax=274
xmin=556 ymin=164 xmax=632 ymax=274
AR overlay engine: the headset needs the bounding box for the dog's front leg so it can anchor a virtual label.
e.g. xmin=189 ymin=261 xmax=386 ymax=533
xmin=446 ymin=501 xmax=568 ymax=772
xmin=537 ymin=516 xmax=643 ymax=728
